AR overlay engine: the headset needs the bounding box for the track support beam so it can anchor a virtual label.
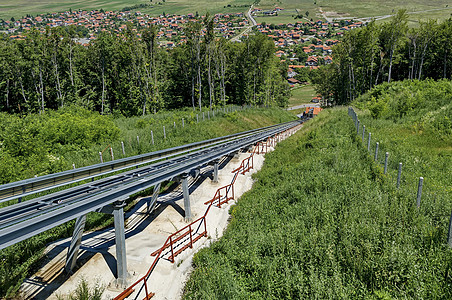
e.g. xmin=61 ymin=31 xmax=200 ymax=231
xmin=113 ymin=200 xmax=128 ymax=288
xmin=65 ymin=214 xmax=87 ymax=273
xmin=182 ymin=174 xmax=191 ymax=222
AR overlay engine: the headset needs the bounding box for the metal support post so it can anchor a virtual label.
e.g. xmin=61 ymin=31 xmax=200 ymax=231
xmin=362 ymin=125 xmax=365 ymax=142
xmin=147 ymin=182 xmax=161 ymax=213
xmin=151 ymin=130 xmax=154 ymax=145
xmin=182 ymin=118 xmax=185 ymax=127
xmin=357 ymin=120 xmax=360 ymax=134
xmin=99 ymin=152 xmax=103 ymax=163
xmin=163 ymin=126 xmax=166 ymax=139
xmin=72 ymin=163 xmax=76 ymax=169
xmin=136 ymin=136 xmax=140 ymax=145
xmin=121 ymin=141 xmax=125 ymax=156
xmin=367 ymin=133 xmax=371 ymax=152
xmin=113 ymin=201 xmax=128 ymax=287
xmin=110 ymin=147 xmax=114 ymax=161
xmin=213 ymin=160 xmax=219 ymax=183
xmin=416 ymin=177 xmax=423 ymax=208
xmin=182 ymin=174 xmax=191 ymax=222
xmin=65 ymin=214 xmax=87 ymax=273
xmin=384 ymin=152 xmax=389 ymax=174
xmin=374 ymin=142 xmax=379 ymax=161
xmin=397 ymin=163 xmax=402 ymax=188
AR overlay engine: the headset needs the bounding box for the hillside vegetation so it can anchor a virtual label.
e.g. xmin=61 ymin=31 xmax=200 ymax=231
xmin=0 ymin=106 xmax=296 ymax=297
xmin=312 ymin=14 xmax=452 ymax=104
xmin=183 ymin=82 xmax=452 ymax=298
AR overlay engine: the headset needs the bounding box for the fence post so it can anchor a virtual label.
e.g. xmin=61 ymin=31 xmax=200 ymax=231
xmin=151 ymin=130 xmax=154 ymax=145
xmin=72 ymin=163 xmax=76 ymax=169
xmin=417 ymin=177 xmax=423 ymax=208
xmin=121 ymin=141 xmax=125 ymax=156
xmin=357 ymin=120 xmax=360 ymax=134
xmin=447 ymin=210 xmax=452 ymax=248
xmin=182 ymin=118 xmax=184 ymax=127
xmin=110 ymin=147 xmax=114 ymax=161
xmin=362 ymin=125 xmax=365 ymax=142
xmin=367 ymin=132 xmax=371 ymax=152
xmin=136 ymin=135 xmax=140 ymax=145
xmin=374 ymin=142 xmax=379 ymax=161
xmin=397 ymin=163 xmax=402 ymax=188
xmin=163 ymin=126 xmax=166 ymax=140
xmin=174 ymin=121 xmax=176 ymax=129
xmin=99 ymin=152 xmax=103 ymax=163
xmin=384 ymin=152 xmax=389 ymax=174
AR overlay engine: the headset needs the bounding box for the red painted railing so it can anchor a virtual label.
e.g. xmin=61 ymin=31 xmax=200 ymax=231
xmin=113 ymin=124 xmax=301 ymax=300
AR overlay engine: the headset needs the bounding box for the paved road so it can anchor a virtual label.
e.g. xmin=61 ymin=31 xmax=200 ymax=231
xmin=230 ymin=5 xmax=256 ymax=42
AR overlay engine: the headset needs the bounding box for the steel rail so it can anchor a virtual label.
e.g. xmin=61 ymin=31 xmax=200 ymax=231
xmin=0 ymin=121 xmax=292 ymax=204
xmin=0 ymin=121 xmax=299 ymax=250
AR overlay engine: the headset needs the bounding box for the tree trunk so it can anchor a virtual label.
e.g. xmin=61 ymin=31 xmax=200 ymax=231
xmin=387 ymin=45 xmax=395 ymax=83
xmin=101 ymin=64 xmax=105 ymax=115
xmin=6 ymin=79 xmax=9 ymax=109
xmin=39 ymin=67 xmax=45 ymax=113
xmin=69 ymin=43 xmax=75 ymax=87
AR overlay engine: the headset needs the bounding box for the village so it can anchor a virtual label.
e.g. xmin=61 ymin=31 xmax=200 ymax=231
xmin=0 ymin=6 xmax=365 ymax=89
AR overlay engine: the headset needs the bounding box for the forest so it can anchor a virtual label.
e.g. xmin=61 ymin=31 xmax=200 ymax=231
xmin=312 ymin=12 xmax=452 ymax=104
xmin=0 ymin=19 xmax=289 ymax=116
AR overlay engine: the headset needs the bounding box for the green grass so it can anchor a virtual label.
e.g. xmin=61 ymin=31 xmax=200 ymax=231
xmin=256 ymin=0 xmax=452 ymax=22
xmin=2 ymin=0 xmax=450 ymax=24
xmin=0 ymin=106 xmax=296 ymax=298
xmin=288 ymin=85 xmax=316 ymax=107
xmin=183 ymin=107 xmax=452 ymax=299
xmin=0 ymin=0 xmax=253 ymax=20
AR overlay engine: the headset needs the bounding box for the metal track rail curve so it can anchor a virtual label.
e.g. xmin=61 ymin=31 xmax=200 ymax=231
xmin=0 ymin=121 xmax=300 ymax=251
xmin=0 ymin=121 xmax=292 ymax=204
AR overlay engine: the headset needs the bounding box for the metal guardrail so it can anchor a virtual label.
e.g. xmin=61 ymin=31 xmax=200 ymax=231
xmin=0 ymin=121 xmax=300 ymax=250
xmin=0 ymin=121 xmax=293 ymax=204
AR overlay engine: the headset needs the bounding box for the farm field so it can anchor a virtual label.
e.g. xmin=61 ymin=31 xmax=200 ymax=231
xmin=183 ymin=82 xmax=452 ymax=298
xmin=1 ymin=0 xmax=452 ymax=21
xmin=255 ymin=0 xmax=452 ymax=23
xmin=0 ymin=0 xmax=253 ymax=20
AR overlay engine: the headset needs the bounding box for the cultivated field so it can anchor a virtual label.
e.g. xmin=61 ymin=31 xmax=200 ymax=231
xmin=0 ymin=0 xmax=253 ymax=20
xmin=2 ymin=0 xmax=450 ymax=22
xmin=255 ymin=0 xmax=452 ymax=24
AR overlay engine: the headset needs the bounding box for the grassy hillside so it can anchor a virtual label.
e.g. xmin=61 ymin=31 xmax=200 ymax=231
xmin=0 ymin=106 xmax=296 ymax=297
xmin=184 ymin=103 xmax=452 ymax=298
xmin=256 ymin=0 xmax=452 ymax=22
xmin=0 ymin=0 xmax=252 ymax=20
xmin=2 ymin=0 xmax=451 ymax=21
